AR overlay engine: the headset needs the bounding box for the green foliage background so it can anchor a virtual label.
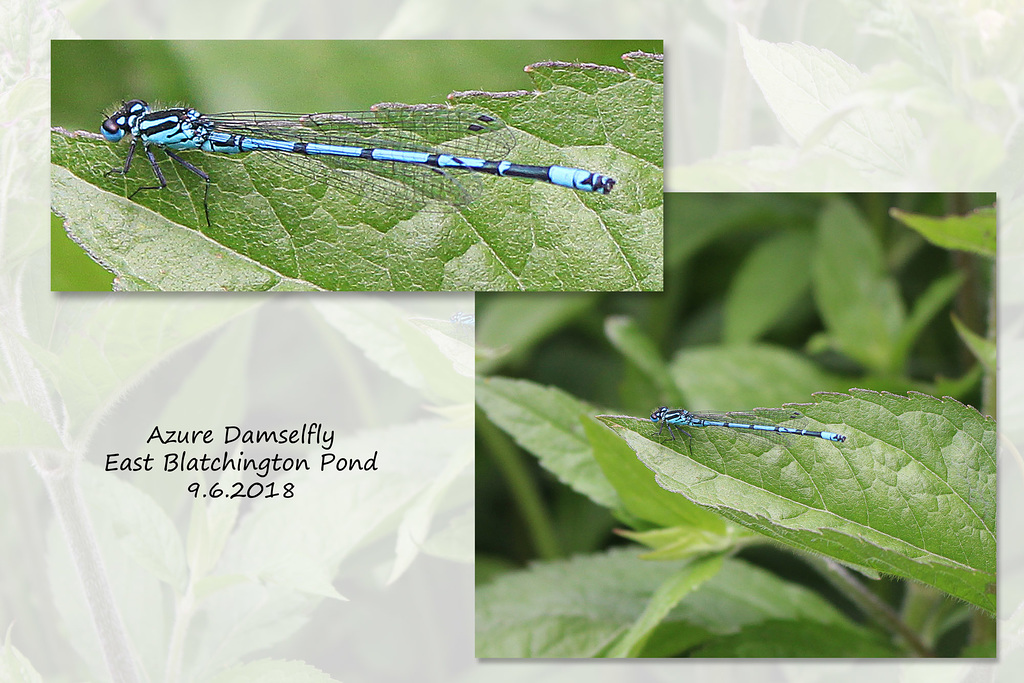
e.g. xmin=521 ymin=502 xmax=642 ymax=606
xmin=475 ymin=192 xmax=996 ymax=658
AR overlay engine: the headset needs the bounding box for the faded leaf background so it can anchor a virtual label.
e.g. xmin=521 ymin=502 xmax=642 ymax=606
xmin=2 ymin=0 xmax=1021 ymax=681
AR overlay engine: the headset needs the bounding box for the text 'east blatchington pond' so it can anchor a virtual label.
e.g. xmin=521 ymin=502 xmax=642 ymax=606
xmin=105 ymin=424 xmax=377 ymax=500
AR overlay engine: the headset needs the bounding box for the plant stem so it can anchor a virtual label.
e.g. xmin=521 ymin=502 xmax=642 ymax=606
xmin=3 ymin=299 xmax=142 ymax=681
xmin=804 ymin=553 xmax=934 ymax=657
xmin=35 ymin=452 xmax=143 ymax=682
xmin=163 ymin=580 xmax=195 ymax=683
xmin=477 ymin=408 xmax=561 ymax=560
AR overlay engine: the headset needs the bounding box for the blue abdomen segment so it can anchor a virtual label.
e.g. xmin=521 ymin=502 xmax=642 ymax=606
xmin=546 ymin=165 xmax=616 ymax=194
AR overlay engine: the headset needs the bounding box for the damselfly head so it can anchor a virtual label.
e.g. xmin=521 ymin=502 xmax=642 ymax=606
xmin=101 ymin=100 xmax=151 ymax=141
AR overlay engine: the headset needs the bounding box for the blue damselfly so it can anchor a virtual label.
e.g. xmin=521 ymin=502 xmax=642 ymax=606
xmin=650 ymin=406 xmax=847 ymax=445
xmin=101 ymin=99 xmax=616 ymax=226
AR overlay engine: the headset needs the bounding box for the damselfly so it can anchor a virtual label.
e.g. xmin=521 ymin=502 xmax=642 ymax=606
xmin=650 ymin=406 xmax=847 ymax=444
xmin=101 ymin=99 xmax=617 ymax=226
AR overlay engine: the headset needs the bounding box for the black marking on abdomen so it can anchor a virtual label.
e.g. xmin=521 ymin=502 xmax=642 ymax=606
xmin=495 ymin=162 xmax=551 ymax=182
xmin=476 ymin=160 xmax=503 ymax=175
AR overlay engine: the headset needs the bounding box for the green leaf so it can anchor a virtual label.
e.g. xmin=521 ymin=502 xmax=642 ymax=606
xmin=616 ymin=525 xmax=755 ymax=561
xmin=813 ymin=197 xmax=904 ymax=372
xmin=951 ymin=313 xmax=995 ymax=373
xmin=891 ymin=206 xmax=996 ymax=257
xmin=50 ymin=160 xmax=321 ymax=291
xmin=475 ymin=377 xmax=618 ymax=509
xmin=475 ymin=547 xmax=877 ymax=657
xmin=892 ymin=271 xmax=964 ymax=370
xmin=600 ymin=389 xmax=996 ymax=613
xmin=690 ymin=619 xmax=896 ymax=657
xmin=51 ymin=58 xmax=663 ymax=291
xmin=607 ymin=552 xmax=725 ymax=657
xmin=667 ymin=344 xmax=849 ymax=409
xmin=604 ymin=315 xmax=682 ymax=405
xmin=585 ymin=416 xmax=727 ymax=530
xmin=476 ymin=293 xmax=598 ymax=372
xmin=723 ymin=230 xmax=813 ymax=343
xmin=663 ymin=193 xmax=818 ymax=267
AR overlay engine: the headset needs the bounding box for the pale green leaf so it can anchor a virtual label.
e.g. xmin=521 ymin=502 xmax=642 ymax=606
xmin=738 ymin=25 xmax=922 ymax=176
xmin=0 ymin=631 xmax=43 ymax=683
xmin=476 ymin=547 xmax=879 ymax=657
xmin=891 ymin=206 xmax=996 ymax=257
xmin=0 ymin=401 xmax=63 ymax=450
xmin=21 ymin=299 xmax=254 ymax=434
xmin=475 ymin=376 xmax=618 ymax=509
xmin=951 ymin=314 xmax=995 ymax=373
xmin=82 ymin=465 xmax=189 ymax=594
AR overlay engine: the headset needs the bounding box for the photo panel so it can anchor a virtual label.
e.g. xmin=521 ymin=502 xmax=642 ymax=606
xmin=475 ymin=192 xmax=996 ymax=658
xmin=51 ymin=40 xmax=663 ymax=292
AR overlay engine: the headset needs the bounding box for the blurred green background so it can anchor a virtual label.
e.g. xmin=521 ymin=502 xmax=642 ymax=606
xmin=51 ymin=40 xmax=662 ymax=289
